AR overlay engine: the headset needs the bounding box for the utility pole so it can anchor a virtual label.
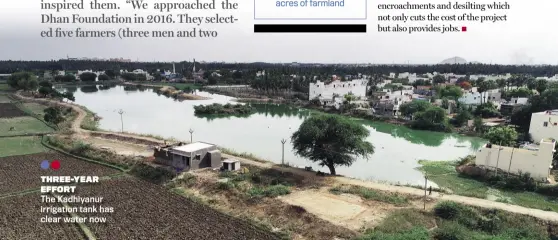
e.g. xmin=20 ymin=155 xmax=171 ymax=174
xmin=118 ymin=109 xmax=124 ymax=133
xmin=189 ymin=129 xmax=194 ymax=143
xmin=281 ymin=139 xmax=287 ymax=166
xmin=423 ymin=175 xmax=428 ymax=210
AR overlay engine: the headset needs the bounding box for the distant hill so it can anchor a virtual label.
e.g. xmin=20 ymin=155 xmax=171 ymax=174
xmin=440 ymin=57 xmax=467 ymax=64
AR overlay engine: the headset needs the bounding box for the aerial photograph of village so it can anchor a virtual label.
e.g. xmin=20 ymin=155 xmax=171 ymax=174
xmin=1 ymin=57 xmax=558 ymax=240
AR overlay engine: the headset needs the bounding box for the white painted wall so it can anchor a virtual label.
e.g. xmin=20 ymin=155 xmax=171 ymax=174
xmin=510 ymin=97 xmax=528 ymax=105
xmin=475 ymin=140 xmax=554 ymax=181
xmin=309 ymin=79 xmax=368 ymax=100
xmin=458 ymin=90 xmax=501 ymax=105
xmin=529 ymin=111 xmax=558 ymax=141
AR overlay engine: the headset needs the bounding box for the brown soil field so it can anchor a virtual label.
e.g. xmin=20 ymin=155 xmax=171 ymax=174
xmin=0 ymin=103 xmax=26 ymax=118
xmin=0 ymin=193 xmax=86 ymax=240
xmin=0 ymin=152 xmax=120 ymax=195
xmin=71 ymin=176 xmax=283 ymax=240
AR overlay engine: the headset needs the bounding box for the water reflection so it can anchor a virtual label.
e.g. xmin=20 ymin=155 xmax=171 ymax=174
xmin=68 ymin=85 xmax=486 ymax=185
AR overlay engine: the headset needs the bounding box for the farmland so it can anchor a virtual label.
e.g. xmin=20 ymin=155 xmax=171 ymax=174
xmin=0 ymin=136 xmax=45 ymax=157
xmin=0 ymin=193 xmax=86 ymax=240
xmin=0 ymin=102 xmax=26 ymax=118
xmin=70 ymin=176 xmax=283 ymax=240
xmin=0 ymin=94 xmax=11 ymax=103
xmin=0 ymin=152 xmax=120 ymax=195
xmin=0 ymin=100 xmax=55 ymax=136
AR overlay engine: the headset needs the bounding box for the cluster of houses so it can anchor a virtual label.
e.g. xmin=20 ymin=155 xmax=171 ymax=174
xmin=307 ymin=72 xmax=532 ymax=117
xmin=306 ymin=72 xmax=558 ymax=182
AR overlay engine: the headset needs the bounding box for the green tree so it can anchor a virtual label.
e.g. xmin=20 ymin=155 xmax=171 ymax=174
xmin=473 ymin=117 xmax=484 ymax=133
xmin=7 ymin=72 xmax=38 ymax=91
xmin=439 ymin=85 xmax=463 ymax=100
xmin=38 ymin=86 xmax=52 ymax=96
xmin=98 ymin=74 xmax=110 ymax=81
xmin=483 ymin=126 xmax=518 ymax=147
xmin=38 ymin=80 xmax=53 ymax=88
xmin=535 ymin=79 xmax=548 ymax=94
xmin=433 ymin=75 xmax=446 ymax=84
xmin=79 ymin=72 xmax=97 ymax=82
xmin=477 ymin=80 xmax=497 ymax=104
xmin=291 ymin=114 xmax=375 ymax=175
xmin=64 ymin=92 xmax=75 ymax=102
xmin=411 ymin=106 xmax=451 ymax=132
xmin=474 ymin=103 xmax=501 ymax=118
xmin=44 ymin=107 xmax=64 ymax=127
xmin=453 ymin=109 xmax=472 ymax=127
xmin=104 ymin=70 xmax=117 ymax=79
xmin=399 ymin=101 xmax=431 ymax=118
xmin=502 ymin=88 xmax=532 ymax=100
xmin=496 ymin=78 xmax=507 ymax=90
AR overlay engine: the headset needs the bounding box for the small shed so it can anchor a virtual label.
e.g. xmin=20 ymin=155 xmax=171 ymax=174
xmin=222 ymin=159 xmax=240 ymax=171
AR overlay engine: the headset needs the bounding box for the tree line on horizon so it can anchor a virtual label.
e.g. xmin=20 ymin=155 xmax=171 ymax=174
xmin=1 ymin=60 xmax=558 ymax=77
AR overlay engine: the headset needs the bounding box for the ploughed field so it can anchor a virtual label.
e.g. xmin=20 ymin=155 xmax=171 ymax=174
xmin=71 ymin=176 xmax=283 ymax=240
xmin=0 ymin=103 xmax=26 ymax=118
xmin=0 ymin=193 xmax=86 ymax=240
xmin=0 ymin=152 xmax=120 ymax=195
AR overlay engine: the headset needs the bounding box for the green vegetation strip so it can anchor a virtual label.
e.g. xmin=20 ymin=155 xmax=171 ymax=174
xmin=0 ymin=136 xmax=46 ymax=157
xmin=418 ymin=160 xmax=558 ymax=212
xmin=330 ymin=185 xmax=409 ymax=206
xmin=8 ymin=95 xmax=58 ymax=131
xmin=40 ymin=136 xmax=127 ymax=172
xmin=356 ymin=201 xmax=556 ymax=240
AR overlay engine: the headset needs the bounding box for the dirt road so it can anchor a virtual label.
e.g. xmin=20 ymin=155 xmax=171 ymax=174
xmin=15 ymin=91 xmax=558 ymax=222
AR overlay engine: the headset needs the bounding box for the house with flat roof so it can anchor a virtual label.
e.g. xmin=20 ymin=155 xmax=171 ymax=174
xmin=529 ymin=110 xmax=558 ymax=142
xmin=153 ymin=142 xmax=221 ymax=172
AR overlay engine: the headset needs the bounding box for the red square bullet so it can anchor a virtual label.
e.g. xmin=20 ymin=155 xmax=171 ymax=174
xmin=462 ymin=26 xmax=467 ymax=32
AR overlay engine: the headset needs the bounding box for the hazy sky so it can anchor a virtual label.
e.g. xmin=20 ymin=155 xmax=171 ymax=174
xmin=0 ymin=0 xmax=556 ymax=64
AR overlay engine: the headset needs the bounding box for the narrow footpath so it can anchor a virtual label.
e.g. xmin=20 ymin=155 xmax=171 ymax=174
xmin=14 ymin=91 xmax=558 ymax=222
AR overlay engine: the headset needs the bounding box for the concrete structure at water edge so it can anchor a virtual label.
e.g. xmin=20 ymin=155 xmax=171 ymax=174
xmin=529 ymin=110 xmax=558 ymax=141
xmin=153 ymin=142 xmax=221 ymax=172
xmin=475 ymin=139 xmax=555 ymax=181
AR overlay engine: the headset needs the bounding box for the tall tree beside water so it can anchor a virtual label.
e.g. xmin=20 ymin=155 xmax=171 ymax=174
xmin=291 ymin=114 xmax=374 ymax=175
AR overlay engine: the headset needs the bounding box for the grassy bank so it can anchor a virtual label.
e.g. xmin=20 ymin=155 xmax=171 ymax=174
xmin=0 ymin=136 xmax=46 ymax=157
xmin=358 ymin=201 xmax=558 ymax=240
xmin=418 ymin=160 xmax=558 ymax=211
xmin=330 ymin=185 xmax=410 ymax=206
xmin=80 ymin=106 xmax=100 ymax=131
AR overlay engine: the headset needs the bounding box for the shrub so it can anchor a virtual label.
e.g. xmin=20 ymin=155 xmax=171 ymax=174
xmin=70 ymin=141 xmax=92 ymax=155
xmin=432 ymin=221 xmax=470 ymax=240
xmin=217 ymin=181 xmax=235 ymax=190
xmin=434 ymin=201 xmax=463 ymax=220
xmin=248 ymin=184 xmax=290 ymax=198
xmin=356 ymin=227 xmax=430 ymax=240
xmin=129 ymin=163 xmax=176 ymax=184
xmin=193 ymin=103 xmax=253 ymax=115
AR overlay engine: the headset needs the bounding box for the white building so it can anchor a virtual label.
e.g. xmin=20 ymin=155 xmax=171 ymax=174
xmin=376 ymin=90 xmax=414 ymax=115
xmin=509 ymin=97 xmax=528 ymax=105
xmin=529 ymin=110 xmax=558 ymax=141
xmin=458 ymin=89 xmax=501 ymax=105
xmin=475 ymin=139 xmax=555 ymax=181
xmin=536 ymin=74 xmax=558 ymax=81
xmin=309 ymin=79 xmax=368 ymax=100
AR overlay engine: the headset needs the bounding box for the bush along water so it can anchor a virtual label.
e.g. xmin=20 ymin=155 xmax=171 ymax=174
xmin=193 ymin=103 xmax=253 ymax=115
